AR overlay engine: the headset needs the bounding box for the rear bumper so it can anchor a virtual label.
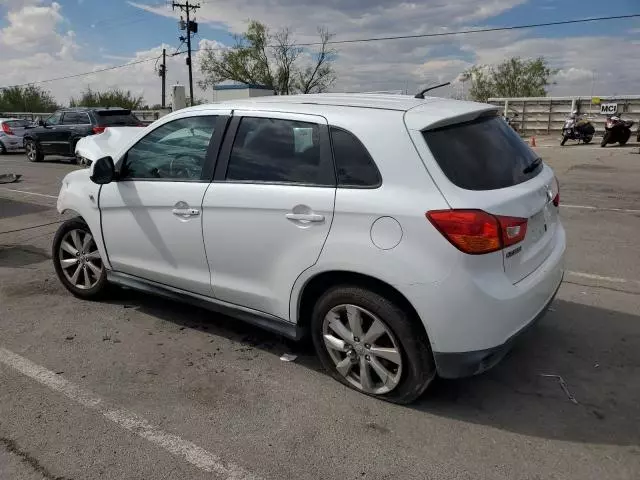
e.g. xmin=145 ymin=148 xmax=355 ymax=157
xmin=433 ymin=275 xmax=562 ymax=378
xmin=400 ymin=222 xmax=566 ymax=375
xmin=0 ymin=137 xmax=23 ymax=151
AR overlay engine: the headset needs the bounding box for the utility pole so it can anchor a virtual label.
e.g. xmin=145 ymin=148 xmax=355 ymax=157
xmin=158 ymin=48 xmax=167 ymax=108
xmin=172 ymin=1 xmax=199 ymax=106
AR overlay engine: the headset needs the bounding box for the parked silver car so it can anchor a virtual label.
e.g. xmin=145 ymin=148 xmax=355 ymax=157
xmin=0 ymin=118 xmax=31 ymax=153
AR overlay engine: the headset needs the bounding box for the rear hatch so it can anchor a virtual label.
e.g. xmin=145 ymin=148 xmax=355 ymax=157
xmin=417 ymin=112 xmax=559 ymax=284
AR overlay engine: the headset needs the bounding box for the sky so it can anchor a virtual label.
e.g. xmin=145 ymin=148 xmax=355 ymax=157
xmin=1 ymin=0 xmax=639 ymax=106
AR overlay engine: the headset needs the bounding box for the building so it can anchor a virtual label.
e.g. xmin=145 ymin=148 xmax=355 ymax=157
xmin=212 ymin=84 xmax=275 ymax=102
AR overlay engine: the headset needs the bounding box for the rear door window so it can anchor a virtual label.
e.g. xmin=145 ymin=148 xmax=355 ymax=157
xmin=95 ymin=110 xmax=140 ymax=126
xmin=225 ymin=116 xmax=334 ymax=186
xmin=330 ymin=127 xmax=381 ymax=187
xmin=422 ymin=115 xmax=542 ymax=190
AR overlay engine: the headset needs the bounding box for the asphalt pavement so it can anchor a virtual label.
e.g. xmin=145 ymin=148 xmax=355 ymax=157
xmin=1 ymin=142 xmax=639 ymax=480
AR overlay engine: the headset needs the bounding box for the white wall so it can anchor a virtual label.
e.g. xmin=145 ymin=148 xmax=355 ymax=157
xmin=213 ymin=87 xmax=274 ymax=102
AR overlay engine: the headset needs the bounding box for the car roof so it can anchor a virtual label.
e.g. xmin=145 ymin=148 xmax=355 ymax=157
xmin=181 ymin=93 xmax=498 ymax=129
xmin=0 ymin=118 xmax=20 ymax=122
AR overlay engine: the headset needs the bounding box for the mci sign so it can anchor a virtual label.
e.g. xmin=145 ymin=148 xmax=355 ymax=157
xmin=600 ymin=103 xmax=618 ymax=114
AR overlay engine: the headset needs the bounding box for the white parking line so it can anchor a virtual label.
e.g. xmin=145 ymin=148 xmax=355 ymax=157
xmin=0 ymin=347 xmax=262 ymax=480
xmin=0 ymin=188 xmax=57 ymax=199
xmin=566 ymin=270 xmax=632 ymax=284
xmin=562 ymin=204 xmax=640 ymax=214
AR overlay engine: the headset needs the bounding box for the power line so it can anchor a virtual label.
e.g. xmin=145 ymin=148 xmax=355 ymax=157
xmin=0 ymin=57 xmax=160 ymax=90
xmin=1 ymin=13 xmax=637 ymax=90
xmin=296 ymin=13 xmax=640 ymax=46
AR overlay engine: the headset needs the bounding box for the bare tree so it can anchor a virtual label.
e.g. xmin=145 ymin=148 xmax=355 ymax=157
xmin=199 ymin=21 xmax=336 ymax=95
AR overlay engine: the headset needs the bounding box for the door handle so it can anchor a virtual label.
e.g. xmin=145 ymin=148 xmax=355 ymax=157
xmin=172 ymin=208 xmax=200 ymax=217
xmin=285 ymin=213 xmax=325 ymax=222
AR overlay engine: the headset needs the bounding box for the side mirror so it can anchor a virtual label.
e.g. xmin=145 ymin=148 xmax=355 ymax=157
xmin=90 ymin=156 xmax=115 ymax=184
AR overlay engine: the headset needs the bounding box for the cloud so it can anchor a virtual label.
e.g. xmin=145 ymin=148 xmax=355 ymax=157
xmin=2 ymin=0 xmax=639 ymax=107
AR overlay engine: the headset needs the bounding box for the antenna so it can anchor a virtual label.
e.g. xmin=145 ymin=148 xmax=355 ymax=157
xmin=414 ymin=82 xmax=451 ymax=99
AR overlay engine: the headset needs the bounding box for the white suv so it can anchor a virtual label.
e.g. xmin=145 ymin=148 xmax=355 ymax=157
xmin=54 ymin=94 xmax=565 ymax=403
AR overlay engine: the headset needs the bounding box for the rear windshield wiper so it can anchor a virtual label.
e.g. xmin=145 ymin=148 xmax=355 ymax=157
xmin=523 ymin=157 xmax=542 ymax=174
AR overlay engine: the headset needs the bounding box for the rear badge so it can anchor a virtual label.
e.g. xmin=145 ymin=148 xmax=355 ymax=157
xmin=506 ymin=246 xmax=522 ymax=259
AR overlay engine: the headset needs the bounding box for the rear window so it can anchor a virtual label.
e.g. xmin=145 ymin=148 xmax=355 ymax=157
xmin=95 ymin=110 xmax=140 ymax=126
xmin=422 ymin=115 xmax=542 ymax=190
xmin=6 ymin=120 xmax=29 ymax=128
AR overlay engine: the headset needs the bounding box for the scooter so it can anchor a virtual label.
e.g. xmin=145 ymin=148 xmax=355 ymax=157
xmin=601 ymin=112 xmax=635 ymax=147
xmin=561 ymin=112 xmax=595 ymax=145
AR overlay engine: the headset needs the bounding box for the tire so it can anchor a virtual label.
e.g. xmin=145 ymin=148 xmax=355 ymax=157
xmin=619 ymin=130 xmax=630 ymax=146
xmin=560 ymin=135 xmax=568 ymax=146
xmin=0 ymin=141 xmax=6 ymax=154
xmin=52 ymin=218 xmax=108 ymax=300
xmin=583 ymin=135 xmax=593 ymax=144
xmin=600 ymin=132 xmax=611 ymax=147
xmin=25 ymin=139 xmax=43 ymax=162
xmin=311 ymin=285 xmax=435 ymax=404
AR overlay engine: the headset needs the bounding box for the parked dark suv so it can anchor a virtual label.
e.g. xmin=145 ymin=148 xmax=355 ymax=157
xmin=23 ymin=107 xmax=142 ymax=163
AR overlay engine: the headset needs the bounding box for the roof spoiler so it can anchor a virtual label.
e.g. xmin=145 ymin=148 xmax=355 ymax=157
xmin=414 ymin=82 xmax=451 ymax=99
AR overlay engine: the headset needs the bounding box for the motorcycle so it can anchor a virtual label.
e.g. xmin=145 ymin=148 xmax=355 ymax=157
xmin=601 ymin=112 xmax=635 ymax=147
xmin=502 ymin=109 xmax=519 ymax=133
xmin=561 ymin=112 xmax=595 ymax=145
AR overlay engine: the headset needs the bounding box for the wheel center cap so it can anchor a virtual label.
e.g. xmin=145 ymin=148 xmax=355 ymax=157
xmin=354 ymin=344 xmax=366 ymax=356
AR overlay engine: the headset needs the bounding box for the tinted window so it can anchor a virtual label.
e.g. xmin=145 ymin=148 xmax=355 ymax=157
xmin=121 ymin=116 xmax=217 ymax=181
xmin=330 ymin=127 xmax=381 ymax=187
xmin=45 ymin=112 xmax=62 ymax=126
xmin=95 ymin=110 xmax=140 ymax=126
xmin=422 ymin=115 xmax=542 ymax=190
xmin=226 ymin=117 xmax=333 ymax=185
xmin=62 ymin=112 xmax=90 ymax=125
xmin=6 ymin=120 xmax=30 ymax=128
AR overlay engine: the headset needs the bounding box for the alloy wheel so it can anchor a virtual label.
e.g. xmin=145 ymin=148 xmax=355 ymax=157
xmin=58 ymin=229 xmax=103 ymax=290
xmin=322 ymin=304 xmax=403 ymax=394
xmin=25 ymin=142 xmax=36 ymax=161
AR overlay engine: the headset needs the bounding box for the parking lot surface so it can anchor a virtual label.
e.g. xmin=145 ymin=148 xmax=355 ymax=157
xmin=1 ymin=143 xmax=640 ymax=480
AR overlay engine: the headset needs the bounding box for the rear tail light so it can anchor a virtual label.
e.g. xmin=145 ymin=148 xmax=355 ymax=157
xmin=427 ymin=210 xmax=528 ymax=255
xmin=1 ymin=123 xmax=14 ymax=135
xmin=92 ymin=126 xmax=106 ymax=134
xmin=552 ymin=177 xmax=560 ymax=207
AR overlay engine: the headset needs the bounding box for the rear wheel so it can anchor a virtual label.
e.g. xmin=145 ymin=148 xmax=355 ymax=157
xmin=25 ymin=139 xmax=43 ymax=162
xmin=619 ymin=130 xmax=630 ymax=146
xmin=600 ymin=132 xmax=611 ymax=147
xmin=583 ymin=135 xmax=593 ymax=144
xmin=311 ymin=285 xmax=435 ymax=404
xmin=52 ymin=218 xmax=108 ymax=300
xmin=0 ymin=141 xmax=6 ymax=154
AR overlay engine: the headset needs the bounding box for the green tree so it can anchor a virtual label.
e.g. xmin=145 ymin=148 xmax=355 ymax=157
xmin=0 ymin=85 xmax=58 ymax=112
xmin=199 ymin=20 xmax=336 ymax=95
xmin=70 ymin=87 xmax=145 ymax=109
xmin=461 ymin=57 xmax=557 ymax=102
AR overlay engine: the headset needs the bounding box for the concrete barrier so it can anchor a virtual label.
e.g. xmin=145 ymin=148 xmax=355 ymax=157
xmin=488 ymin=96 xmax=640 ymax=136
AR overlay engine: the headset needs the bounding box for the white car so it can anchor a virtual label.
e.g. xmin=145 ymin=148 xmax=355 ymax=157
xmin=54 ymin=94 xmax=565 ymax=403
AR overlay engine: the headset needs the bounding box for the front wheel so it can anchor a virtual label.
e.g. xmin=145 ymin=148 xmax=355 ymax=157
xmin=0 ymin=141 xmax=6 ymax=155
xmin=25 ymin=139 xmax=43 ymax=162
xmin=311 ymin=286 xmax=435 ymax=404
xmin=52 ymin=218 xmax=108 ymax=300
xmin=600 ymin=132 xmax=611 ymax=147
xmin=560 ymin=135 xmax=568 ymax=146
